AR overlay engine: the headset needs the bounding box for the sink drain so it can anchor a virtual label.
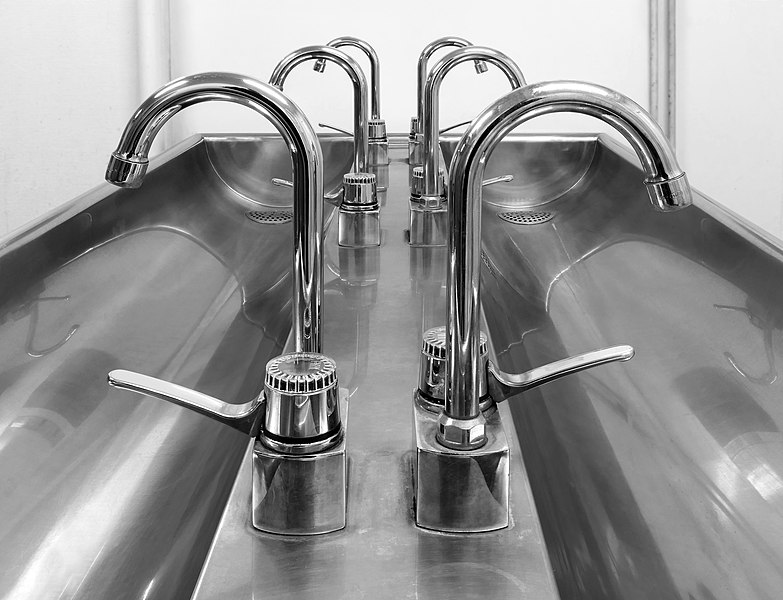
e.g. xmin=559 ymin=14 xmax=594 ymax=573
xmin=497 ymin=210 xmax=554 ymax=225
xmin=246 ymin=210 xmax=293 ymax=225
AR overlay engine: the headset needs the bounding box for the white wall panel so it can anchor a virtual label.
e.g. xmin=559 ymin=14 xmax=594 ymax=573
xmin=678 ymin=1 xmax=783 ymax=239
xmin=0 ymin=1 xmax=140 ymax=236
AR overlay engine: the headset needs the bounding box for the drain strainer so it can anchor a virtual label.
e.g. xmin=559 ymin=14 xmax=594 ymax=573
xmin=246 ymin=210 xmax=293 ymax=225
xmin=497 ymin=210 xmax=554 ymax=225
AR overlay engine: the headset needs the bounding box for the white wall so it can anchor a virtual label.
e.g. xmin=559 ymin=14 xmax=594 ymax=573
xmin=0 ymin=1 xmax=140 ymax=236
xmin=678 ymin=0 xmax=783 ymax=237
xmin=2 ymin=1 xmax=782 ymax=241
xmin=167 ymin=0 xmax=648 ymax=141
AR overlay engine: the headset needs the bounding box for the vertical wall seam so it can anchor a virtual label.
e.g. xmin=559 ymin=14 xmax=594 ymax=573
xmin=649 ymin=0 xmax=676 ymax=148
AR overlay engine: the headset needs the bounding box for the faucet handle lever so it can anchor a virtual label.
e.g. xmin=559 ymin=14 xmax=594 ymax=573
xmin=108 ymin=369 xmax=263 ymax=436
xmin=482 ymin=174 xmax=514 ymax=187
xmin=272 ymin=177 xmax=344 ymax=206
xmin=318 ymin=122 xmax=353 ymax=136
xmin=487 ymin=345 xmax=634 ymax=402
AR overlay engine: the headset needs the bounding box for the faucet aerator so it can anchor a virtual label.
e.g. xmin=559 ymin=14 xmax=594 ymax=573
xmin=646 ymin=173 xmax=693 ymax=211
xmin=105 ymin=154 xmax=147 ymax=188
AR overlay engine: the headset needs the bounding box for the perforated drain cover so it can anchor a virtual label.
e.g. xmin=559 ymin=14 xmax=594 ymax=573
xmin=497 ymin=210 xmax=554 ymax=225
xmin=246 ymin=210 xmax=293 ymax=225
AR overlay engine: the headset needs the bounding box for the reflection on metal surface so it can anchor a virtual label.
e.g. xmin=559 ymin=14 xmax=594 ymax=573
xmin=23 ymin=295 xmax=79 ymax=357
xmin=715 ymin=302 xmax=779 ymax=385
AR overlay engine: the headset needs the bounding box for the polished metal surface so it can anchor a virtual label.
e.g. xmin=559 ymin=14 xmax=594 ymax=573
xmin=442 ymin=82 xmax=693 ymax=449
xmin=252 ymin=392 xmax=348 ymax=535
xmin=106 ymin=72 xmax=326 ymax=354
xmin=0 ymin=134 xmax=352 ymax=598
xmin=468 ymin=132 xmax=783 ymax=599
xmin=108 ymin=368 xmax=264 ymax=435
xmin=418 ymin=325 xmax=488 ymax=410
xmin=338 ymin=172 xmax=380 ymax=248
xmin=270 ymin=45 xmax=369 ymax=174
xmin=314 ymin=36 xmax=382 ymax=120
xmin=413 ymin=399 xmax=509 ymax=532
xmin=421 ymin=46 xmax=525 ymax=199
xmin=263 ymin=352 xmax=341 ymax=442
xmin=191 ymin=139 xmax=559 ymax=600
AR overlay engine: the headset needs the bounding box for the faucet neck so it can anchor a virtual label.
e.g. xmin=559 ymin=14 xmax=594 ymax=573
xmin=325 ymin=37 xmax=381 ymax=120
xmin=416 ymin=37 xmax=474 ymax=130
xmin=270 ymin=45 xmax=369 ymax=173
xmin=421 ymin=46 xmax=526 ymax=198
xmin=106 ymin=72 xmax=325 ymax=353
xmin=444 ymin=81 xmax=691 ymax=423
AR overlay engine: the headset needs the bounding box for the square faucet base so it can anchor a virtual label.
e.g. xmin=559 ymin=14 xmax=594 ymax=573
xmin=412 ymin=396 xmax=509 ymax=533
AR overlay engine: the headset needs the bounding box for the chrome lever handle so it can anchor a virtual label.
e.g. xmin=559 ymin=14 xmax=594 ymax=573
xmin=272 ymin=178 xmax=343 ymax=206
xmin=482 ymin=174 xmax=514 ymax=187
xmin=439 ymin=120 xmax=471 ymax=135
xmin=108 ymin=369 xmax=263 ymax=436
xmin=318 ymin=122 xmax=352 ymax=136
xmin=487 ymin=345 xmax=635 ymax=402
xmin=271 ymin=177 xmax=292 ymax=187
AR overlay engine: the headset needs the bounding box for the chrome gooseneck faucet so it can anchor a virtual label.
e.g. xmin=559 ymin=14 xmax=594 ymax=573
xmin=314 ymin=37 xmax=381 ymax=120
xmin=421 ymin=46 xmax=526 ymax=203
xmin=415 ymin=37 xmax=487 ymax=133
xmin=105 ymin=73 xmax=349 ymax=535
xmin=440 ymin=81 xmax=692 ymax=451
xmin=270 ymin=45 xmax=369 ymax=173
xmin=106 ymin=72 xmax=324 ymax=353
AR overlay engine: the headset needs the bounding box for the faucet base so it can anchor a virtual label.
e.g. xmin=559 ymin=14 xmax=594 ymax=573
xmin=408 ymin=201 xmax=448 ymax=247
xmin=252 ymin=391 xmax=348 ymax=535
xmin=412 ymin=394 xmax=509 ymax=532
xmin=339 ymin=207 xmax=381 ymax=248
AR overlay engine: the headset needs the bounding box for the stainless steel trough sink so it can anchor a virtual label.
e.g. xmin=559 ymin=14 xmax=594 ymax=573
xmin=442 ymin=133 xmax=783 ymax=599
xmin=0 ymin=134 xmax=352 ymax=599
xmin=3 ymin=129 xmax=783 ymax=600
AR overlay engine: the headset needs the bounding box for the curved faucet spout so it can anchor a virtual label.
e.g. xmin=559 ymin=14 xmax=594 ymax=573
xmin=105 ymin=72 xmax=324 ymax=354
xmin=444 ymin=80 xmax=692 ymax=428
xmin=314 ymin=37 xmax=381 ymax=120
xmin=416 ymin=37 xmax=487 ymax=131
xmin=422 ymin=47 xmax=526 ymax=198
xmin=270 ymin=45 xmax=369 ymax=173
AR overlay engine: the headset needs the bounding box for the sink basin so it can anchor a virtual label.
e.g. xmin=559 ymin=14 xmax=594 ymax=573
xmin=0 ymin=133 xmax=353 ymax=599
xmin=4 ymin=129 xmax=783 ymax=599
xmin=469 ymin=133 xmax=783 ymax=599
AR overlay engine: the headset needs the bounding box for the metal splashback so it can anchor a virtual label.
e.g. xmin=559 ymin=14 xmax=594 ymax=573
xmin=0 ymin=134 xmax=353 ymax=599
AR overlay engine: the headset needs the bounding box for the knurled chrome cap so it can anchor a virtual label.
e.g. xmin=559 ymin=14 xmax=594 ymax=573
xmin=265 ymin=352 xmax=337 ymax=394
xmin=368 ymin=118 xmax=387 ymax=140
xmin=411 ymin=166 xmax=446 ymax=198
xmin=422 ymin=326 xmax=487 ymax=360
xmin=342 ymin=172 xmax=378 ymax=207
